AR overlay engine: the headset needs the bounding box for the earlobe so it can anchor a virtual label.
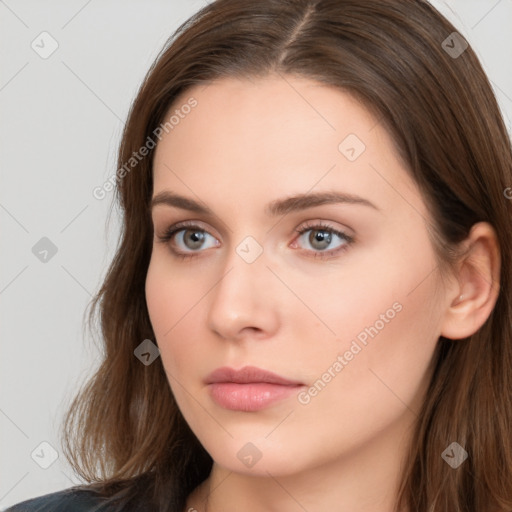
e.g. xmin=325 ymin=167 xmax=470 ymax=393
xmin=440 ymin=222 xmax=501 ymax=341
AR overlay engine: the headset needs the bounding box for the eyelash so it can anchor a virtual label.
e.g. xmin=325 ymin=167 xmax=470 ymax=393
xmin=156 ymin=220 xmax=354 ymax=261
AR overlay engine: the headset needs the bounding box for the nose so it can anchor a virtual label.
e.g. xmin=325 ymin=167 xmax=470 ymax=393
xmin=206 ymin=245 xmax=280 ymax=341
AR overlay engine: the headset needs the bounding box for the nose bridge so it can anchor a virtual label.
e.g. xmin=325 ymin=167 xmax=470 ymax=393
xmin=207 ymin=237 xmax=278 ymax=339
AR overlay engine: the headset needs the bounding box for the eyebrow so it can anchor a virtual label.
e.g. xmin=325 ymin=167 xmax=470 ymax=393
xmin=150 ymin=190 xmax=380 ymax=216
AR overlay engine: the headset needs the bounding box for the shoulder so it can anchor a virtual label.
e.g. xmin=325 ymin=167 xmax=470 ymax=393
xmin=3 ymin=487 xmax=112 ymax=512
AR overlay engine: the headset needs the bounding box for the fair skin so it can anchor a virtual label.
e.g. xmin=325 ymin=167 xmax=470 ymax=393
xmin=145 ymin=75 xmax=500 ymax=512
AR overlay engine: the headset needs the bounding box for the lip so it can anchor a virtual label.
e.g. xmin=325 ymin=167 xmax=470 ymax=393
xmin=205 ymin=366 xmax=304 ymax=411
xmin=205 ymin=365 xmax=303 ymax=386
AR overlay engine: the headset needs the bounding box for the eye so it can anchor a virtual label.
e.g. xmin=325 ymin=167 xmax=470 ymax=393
xmin=157 ymin=221 xmax=219 ymax=258
xmin=292 ymin=221 xmax=354 ymax=258
xmin=156 ymin=220 xmax=353 ymax=260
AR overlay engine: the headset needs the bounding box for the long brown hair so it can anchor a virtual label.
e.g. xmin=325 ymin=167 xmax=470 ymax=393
xmin=62 ymin=1 xmax=512 ymax=510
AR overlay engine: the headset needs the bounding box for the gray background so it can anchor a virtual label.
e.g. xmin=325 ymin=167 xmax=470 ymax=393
xmin=1 ymin=0 xmax=511 ymax=508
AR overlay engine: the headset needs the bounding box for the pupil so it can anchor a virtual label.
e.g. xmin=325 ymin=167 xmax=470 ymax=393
xmin=186 ymin=230 xmax=205 ymax=249
xmin=310 ymin=230 xmax=331 ymax=250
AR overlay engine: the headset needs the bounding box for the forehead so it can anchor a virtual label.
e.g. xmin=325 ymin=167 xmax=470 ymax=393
xmin=151 ymin=75 xmax=426 ymax=219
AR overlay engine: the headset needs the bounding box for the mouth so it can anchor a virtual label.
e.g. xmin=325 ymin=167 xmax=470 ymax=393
xmin=204 ymin=366 xmax=305 ymax=412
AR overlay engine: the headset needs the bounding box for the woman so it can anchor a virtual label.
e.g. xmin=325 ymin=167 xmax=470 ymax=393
xmin=7 ymin=0 xmax=512 ymax=511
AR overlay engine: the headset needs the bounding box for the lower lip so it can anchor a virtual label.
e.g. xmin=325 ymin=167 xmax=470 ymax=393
xmin=208 ymin=382 xmax=302 ymax=411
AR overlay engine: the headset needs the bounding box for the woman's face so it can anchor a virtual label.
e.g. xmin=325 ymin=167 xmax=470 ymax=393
xmin=146 ymin=75 xmax=451 ymax=476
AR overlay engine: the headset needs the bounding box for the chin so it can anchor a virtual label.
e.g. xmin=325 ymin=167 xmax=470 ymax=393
xmin=200 ymin=433 xmax=313 ymax=477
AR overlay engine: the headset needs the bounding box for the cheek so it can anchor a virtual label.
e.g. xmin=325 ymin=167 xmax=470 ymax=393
xmin=145 ymin=254 xmax=206 ymax=339
xmin=291 ymin=228 xmax=441 ymax=388
xmin=145 ymin=258 xmax=217 ymax=433
xmin=145 ymin=255 xmax=214 ymax=380
xmin=303 ymin=256 xmax=441 ymax=427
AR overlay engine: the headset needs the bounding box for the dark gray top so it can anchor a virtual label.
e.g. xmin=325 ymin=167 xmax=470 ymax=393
xmin=4 ymin=488 xmax=116 ymax=512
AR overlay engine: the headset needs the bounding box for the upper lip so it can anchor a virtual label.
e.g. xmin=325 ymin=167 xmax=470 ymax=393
xmin=205 ymin=366 xmax=303 ymax=386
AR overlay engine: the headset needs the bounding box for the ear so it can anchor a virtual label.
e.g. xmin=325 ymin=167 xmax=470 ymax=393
xmin=440 ymin=222 xmax=501 ymax=340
